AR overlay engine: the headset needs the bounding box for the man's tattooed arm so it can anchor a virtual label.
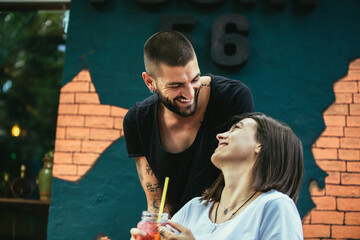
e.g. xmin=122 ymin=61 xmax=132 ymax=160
xmin=145 ymin=163 xmax=154 ymax=176
xmin=134 ymin=157 xmax=144 ymax=182
xmin=134 ymin=157 xmax=171 ymax=214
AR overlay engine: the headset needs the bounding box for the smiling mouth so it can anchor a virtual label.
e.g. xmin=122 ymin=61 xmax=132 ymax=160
xmin=217 ymin=143 xmax=228 ymax=149
xmin=176 ymin=98 xmax=192 ymax=104
xmin=215 ymin=143 xmax=227 ymax=152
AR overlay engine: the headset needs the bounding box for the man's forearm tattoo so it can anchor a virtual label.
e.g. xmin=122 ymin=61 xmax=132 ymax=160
xmin=152 ymin=199 xmax=161 ymax=210
xmin=146 ymin=182 xmax=161 ymax=193
xmin=145 ymin=163 xmax=154 ymax=176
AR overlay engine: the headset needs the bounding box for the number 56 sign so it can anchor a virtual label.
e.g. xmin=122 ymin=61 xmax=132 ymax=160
xmin=159 ymin=14 xmax=250 ymax=68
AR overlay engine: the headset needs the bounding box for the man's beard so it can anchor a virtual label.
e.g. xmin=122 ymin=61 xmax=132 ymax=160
xmin=156 ymin=88 xmax=200 ymax=117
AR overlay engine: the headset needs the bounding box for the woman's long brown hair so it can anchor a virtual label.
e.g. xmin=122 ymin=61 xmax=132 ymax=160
xmin=201 ymin=113 xmax=304 ymax=204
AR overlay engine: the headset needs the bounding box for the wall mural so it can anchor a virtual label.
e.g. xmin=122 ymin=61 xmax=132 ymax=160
xmin=48 ymin=0 xmax=360 ymax=239
xmin=53 ymin=69 xmax=128 ymax=182
xmin=303 ymin=59 xmax=360 ymax=239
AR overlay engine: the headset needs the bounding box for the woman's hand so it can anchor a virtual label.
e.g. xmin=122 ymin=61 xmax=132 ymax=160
xmin=159 ymin=221 xmax=195 ymax=240
xmin=130 ymin=228 xmax=146 ymax=240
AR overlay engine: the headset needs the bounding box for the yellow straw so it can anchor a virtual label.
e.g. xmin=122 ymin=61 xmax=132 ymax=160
xmin=157 ymin=177 xmax=169 ymax=222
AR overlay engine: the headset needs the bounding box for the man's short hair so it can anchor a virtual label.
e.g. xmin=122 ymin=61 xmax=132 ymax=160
xmin=144 ymin=31 xmax=195 ymax=77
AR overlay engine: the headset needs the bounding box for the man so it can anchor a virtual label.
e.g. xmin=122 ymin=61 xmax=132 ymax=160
xmin=123 ymin=31 xmax=254 ymax=216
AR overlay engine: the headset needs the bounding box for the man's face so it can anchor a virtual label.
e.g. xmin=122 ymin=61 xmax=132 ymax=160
xmin=154 ymin=58 xmax=202 ymax=117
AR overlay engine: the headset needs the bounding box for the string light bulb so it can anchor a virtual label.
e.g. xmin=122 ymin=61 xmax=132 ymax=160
xmin=11 ymin=124 xmax=21 ymax=137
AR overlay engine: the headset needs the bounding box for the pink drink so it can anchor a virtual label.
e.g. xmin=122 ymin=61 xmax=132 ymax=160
xmin=136 ymin=221 xmax=165 ymax=240
xmin=135 ymin=211 xmax=168 ymax=240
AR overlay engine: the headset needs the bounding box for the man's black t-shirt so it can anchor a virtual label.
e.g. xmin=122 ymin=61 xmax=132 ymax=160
xmin=123 ymin=74 xmax=254 ymax=215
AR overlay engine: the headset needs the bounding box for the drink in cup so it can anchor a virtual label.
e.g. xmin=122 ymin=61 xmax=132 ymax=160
xmin=136 ymin=211 xmax=168 ymax=240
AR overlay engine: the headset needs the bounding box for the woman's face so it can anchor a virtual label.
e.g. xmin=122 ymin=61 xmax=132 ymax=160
xmin=211 ymin=118 xmax=261 ymax=167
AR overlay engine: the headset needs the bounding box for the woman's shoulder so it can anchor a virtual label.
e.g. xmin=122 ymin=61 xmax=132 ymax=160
xmin=173 ymin=197 xmax=210 ymax=216
xmin=257 ymin=190 xmax=300 ymax=217
xmin=253 ymin=190 xmax=297 ymax=213
xmin=171 ymin=197 xmax=212 ymax=224
xmin=184 ymin=197 xmax=210 ymax=209
xmin=259 ymin=190 xmax=294 ymax=203
xmin=256 ymin=191 xmax=303 ymax=239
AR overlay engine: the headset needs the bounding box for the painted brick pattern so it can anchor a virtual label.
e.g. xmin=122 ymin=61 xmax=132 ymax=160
xmin=303 ymin=59 xmax=360 ymax=239
xmin=53 ymin=70 xmax=128 ymax=181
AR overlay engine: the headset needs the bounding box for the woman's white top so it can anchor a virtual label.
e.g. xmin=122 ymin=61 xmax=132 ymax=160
xmin=171 ymin=190 xmax=303 ymax=240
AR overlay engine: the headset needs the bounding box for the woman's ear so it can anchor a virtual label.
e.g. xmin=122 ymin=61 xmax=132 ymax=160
xmin=142 ymin=72 xmax=156 ymax=92
xmin=255 ymin=144 xmax=261 ymax=154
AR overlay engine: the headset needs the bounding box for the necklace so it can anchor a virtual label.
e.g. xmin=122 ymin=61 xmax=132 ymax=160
xmin=220 ymin=201 xmax=238 ymax=215
xmin=214 ymin=191 xmax=258 ymax=224
xmin=219 ymin=193 xmax=254 ymax=215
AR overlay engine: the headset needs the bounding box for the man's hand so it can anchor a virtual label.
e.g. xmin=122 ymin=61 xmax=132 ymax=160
xmin=158 ymin=221 xmax=195 ymax=240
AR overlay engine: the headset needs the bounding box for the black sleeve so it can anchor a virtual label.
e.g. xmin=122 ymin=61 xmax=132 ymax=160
xmin=213 ymin=77 xmax=255 ymax=116
xmin=123 ymin=105 xmax=144 ymax=158
xmin=230 ymin=81 xmax=254 ymax=115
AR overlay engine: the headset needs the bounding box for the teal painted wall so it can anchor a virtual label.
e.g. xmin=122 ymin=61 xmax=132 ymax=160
xmin=48 ymin=0 xmax=360 ymax=239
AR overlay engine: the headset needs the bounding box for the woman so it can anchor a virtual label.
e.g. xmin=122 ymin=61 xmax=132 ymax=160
xmin=131 ymin=113 xmax=304 ymax=240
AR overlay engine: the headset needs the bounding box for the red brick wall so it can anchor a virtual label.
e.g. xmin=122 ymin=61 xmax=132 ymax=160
xmin=53 ymin=70 xmax=128 ymax=181
xmin=302 ymin=59 xmax=360 ymax=239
